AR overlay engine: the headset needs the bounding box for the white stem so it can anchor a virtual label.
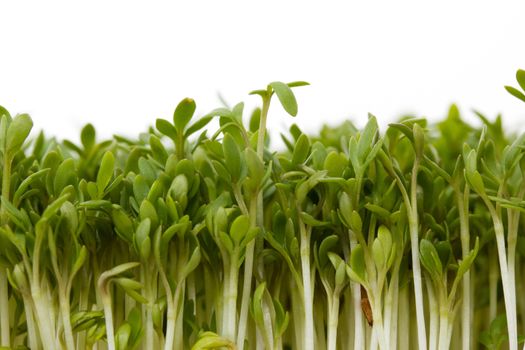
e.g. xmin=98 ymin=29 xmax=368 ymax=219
xmin=438 ymin=307 xmax=452 ymax=350
xmin=350 ymin=234 xmax=365 ymax=350
xmin=426 ymin=280 xmax=438 ymax=350
xmin=492 ymin=216 xmax=517 ymax=350
xmin=300 ymin=224 xmax=314 ymax=350
xmin=370 ymin=290 xmax=388 ymax=350
xmin=237 ymin=202 xmax=257 ymax=348
xmin=488 ymin=246 xmax=498 ymax=323
xmin=164 ymin=305 xmax=176 ymax=350
xmin=327 ymin=292 xmax=340 ymax=350
xmin=457 ymin=187 xmax=471 ymax=350
xmin=101 ymin=294 xmax=115 ymax=350
xmin=398 ymin=286 xmax=410 ymax=350
xmin=33 ymin=289 xmax=58 ymax=350
xmin=60 ymin=295 xmax=76 ymax=350
xmin=23 ymin=294 xmax=39 ymax=350
xmin=223 ymin=253 xmax=239 ymax=341
xmin=389 ymin=283 xmax=399 ymax=350
xmin=236 ymin=240 xmax=254 ymax=348
xmin=409 ymin=162 xmax=427 ymax=350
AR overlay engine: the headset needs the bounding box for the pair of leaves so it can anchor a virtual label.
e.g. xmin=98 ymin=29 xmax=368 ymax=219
xmin=250 ymin=81 xmax=309 ymax=117
xmin=504 ymin=69 xmax=525 ymax=103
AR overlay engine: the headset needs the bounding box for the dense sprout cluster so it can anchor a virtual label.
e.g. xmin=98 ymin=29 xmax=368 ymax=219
xmin=0 ymin=71 xmax=524 ymax=350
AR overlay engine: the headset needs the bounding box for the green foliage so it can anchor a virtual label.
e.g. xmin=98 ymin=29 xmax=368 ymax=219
xmin=0 ymin=71 xmax=525 ymax=350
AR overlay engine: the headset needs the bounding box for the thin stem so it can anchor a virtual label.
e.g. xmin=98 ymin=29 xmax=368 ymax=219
xmin=398 ymin=286 xmax=410 ymax=350
xmin=0 ymin=154 xmax=11 ymax=347
xmin=409 ymin=159 xmax=427 ymax=350
xmin=349 ymin=233 xmax=365 ymax=350
xmin=236 ymin=199 xmax=257 ymax=348
xmin=32 ymin=285 xmax=57 ymax=350
xmin=299 ymin=222 xmax=314 ymax=350
xmin=23 ymin=294 xmax=39 ymax=350
xmin=327 ymin=291 xmax=340 ymax=350
xmin=60 ymin=293 xmax=76 ymax=350
xmin=101 ymin=293 xmax=116 ymax=350
xmin=176 ymin=131 xmax=185 ymax=160
xmin=487 ymin=204 xmax=518 ymax=350
xmin=256 ymin=98 xmax=270 ymax=160
xmin=235 ymin=95 xmax=271 ymax=350
xmin=426 ymin=279 xmax=438 ymax=350
xmin=438 ymin=307 xmax=451 ymax=350
xmin=223 ymin=250 xmax=239 ymax=341
xmin=456 ymin=185 xmax=471 ymax=350
xmin=488 ymin=245 xmax=498 ymax=323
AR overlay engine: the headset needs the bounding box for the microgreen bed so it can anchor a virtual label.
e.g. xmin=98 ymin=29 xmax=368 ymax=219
xmin=0 ymin=70 xmax=525 ymax=350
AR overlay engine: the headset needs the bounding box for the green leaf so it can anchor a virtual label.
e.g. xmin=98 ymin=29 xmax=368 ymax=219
xmin=191 ymin=331 xmax=235 ymax=350
xmin=173 ymin=98 xmax=196 ymax=131
xmin=185 ymin=116 xmax=213 ymax=137
xmin=505 ymin=86 xmax=525 ymax=103
xmin=248 ymin=108 xmax=261 ymax=133
xmin=222 ymin=133 xmax=242 ymax=182
xmin=324 ymin=151 xmax=346 ymax=177
xmin=292 ymin=134 xmax=310 ymax=165
xmin=350 ymin=244 xmax=366 ymax=281
xmin=114 ymin=277 xmax=143 ymax=291
xmin=54 ymin=158 xmax=76 ymax=195
xmin=357 ymin=115 xmax=378 ymax=161
xmin=135 ymin=218 xmax=151 ymax=248
xmin=183 ymin=247 xmax=201 ymax=276
xmin=372 ymin=238 xmax=385 ymax=270
xmin=13 ymin=168 xmax=50 ymax=206
xmin=269 ymin=81 xmax=298 ymax=116
xmin=97 ymin=151 xmax=115 ymax=195
xmin=0 ymin=105 xmax=11 ymax=119
xmin=350 ymin=210 xmax=362 ymax=233
xmin=219 ymin=232 xmax=234 ymax=254
xmin=456 ymin=237 xmax=479 ymax=282
xmin=334 ymin=258 xmax=347 ymax=287
xmin=156 ymin=119 xmax=177 ymax=139
xmin=140 ymin=236 xmax=151 ymax=260
xmin=133 ymin=175 xmax=149 ymax=204
xmin=287 ymin=81 xmax=310 ymax=88
xmin=6 ymin=113 xmax=33 ymax=155
xmin=41 ymin=193 xmax=71 ymax=221
xmin=99 ymin=262 xmax=140 ymax=282
xmin=116 ymin=323 xmax=131 ymax=350
xmin=252 ymin=282 xmax=266 ymax=327
xmin=112 ymin=208 xmax=134 ymax=243
xmin=413 ymin=123 xmax=425 ymax=159
xmin=419 ymin=239 xmax=442 ymax=280
xmin=245 ymin=147 xmax=264 ymax=185
xmin=70 ymin=246 xmax=88 ymax=282
xmin=318 ymin=235 xmax=338 ymax=268
xmin=230 ymin=215 xmax=250 ymax=245
xmin=139 ymin=200 xmax=158 ymax=228
xmin=300 ymin=211 xmax=329 ymax=227
xmin=81 ymin=124 xmax=96 ymax=149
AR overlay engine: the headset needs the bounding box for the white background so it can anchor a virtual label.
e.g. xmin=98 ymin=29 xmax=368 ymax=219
xmin=0 ymin=1 xmax=524 ymax=146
